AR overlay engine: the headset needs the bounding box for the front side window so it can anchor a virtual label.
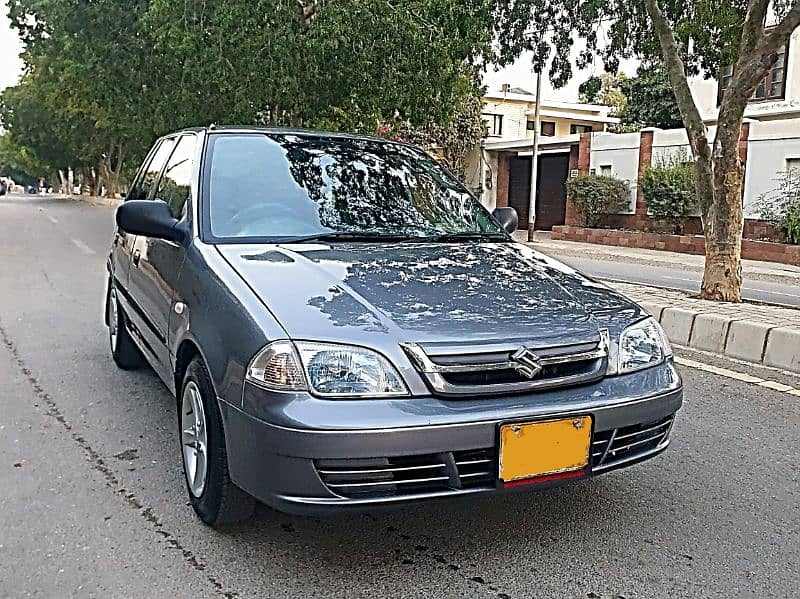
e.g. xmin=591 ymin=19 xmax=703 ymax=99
xmin=156 ymin=135 xmax=196 ymax=218
xmin=204 ymin=134 xmax=504 ymax=241
xmin=129 ymin=139 xmax=175 ymax=201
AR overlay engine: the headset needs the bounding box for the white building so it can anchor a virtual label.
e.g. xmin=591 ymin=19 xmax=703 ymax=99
xmin=471 ymin=29 xmax=800 ymax=234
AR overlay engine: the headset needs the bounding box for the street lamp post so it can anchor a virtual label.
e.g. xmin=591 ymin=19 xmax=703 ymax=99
xmin=527 ymin=68 xmax=543 ymax=242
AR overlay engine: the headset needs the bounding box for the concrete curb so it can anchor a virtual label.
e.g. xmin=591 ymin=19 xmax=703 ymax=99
xmin=638 ymin=300 xmax=800 ymax=374
xmin=73 ymin=195 xmax=123 ymax=208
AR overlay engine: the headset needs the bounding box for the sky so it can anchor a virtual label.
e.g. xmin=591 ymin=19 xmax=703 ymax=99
xmin=1 ymin=7 xmax=23 ymax=91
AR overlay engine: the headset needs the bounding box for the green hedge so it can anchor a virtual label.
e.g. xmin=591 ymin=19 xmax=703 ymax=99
xmin=640 ymin=153 xmax=696 ymax=234
xmin=565 ymin=174 xmax=630 ymax=227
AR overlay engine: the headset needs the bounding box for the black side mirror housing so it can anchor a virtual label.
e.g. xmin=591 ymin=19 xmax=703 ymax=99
xmin=116 ymin=200 xmax=184 ymax=243
xmin=493 ymin=206 xmax=519 ymax=234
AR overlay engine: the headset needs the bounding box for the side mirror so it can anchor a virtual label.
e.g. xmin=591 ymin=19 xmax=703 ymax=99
xmin=116 ymin=200 xmax=184 ymax=242
xmin=493 ymin=207 xmax=519 ymax=234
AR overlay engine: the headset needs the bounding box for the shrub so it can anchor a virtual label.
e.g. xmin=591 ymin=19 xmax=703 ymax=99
xmin=640 ymin=152 xmax=696 ymax=234
xmin=565 ymin=174 xmax=630 ymax=227
xmin=755 ymin=170 xmax=800 ymax=244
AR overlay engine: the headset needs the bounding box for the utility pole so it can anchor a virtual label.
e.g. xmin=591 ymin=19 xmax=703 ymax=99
xmin=527 ymin=68 xmax=543 ymax=242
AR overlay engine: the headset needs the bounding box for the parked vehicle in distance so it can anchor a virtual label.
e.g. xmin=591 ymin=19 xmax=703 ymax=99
xmin=106 ymin=127 xmax=683 ymax=525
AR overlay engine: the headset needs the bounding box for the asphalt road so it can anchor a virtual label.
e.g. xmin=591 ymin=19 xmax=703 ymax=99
xmin=1 ymin=193 xmax=799 ymax=598
xmin=544 ymin=250 xmax=800 ymax=308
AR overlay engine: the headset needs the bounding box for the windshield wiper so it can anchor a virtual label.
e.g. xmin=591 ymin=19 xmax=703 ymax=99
xmin=287 ymin=232 xmax=421 ymax=243
xmin=427 ymin=232 xmax=509 ymax=242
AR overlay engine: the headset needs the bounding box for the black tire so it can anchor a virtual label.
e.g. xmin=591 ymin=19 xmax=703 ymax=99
xmin=107 ymin=280 xmax=145 ymax=370
xmin=180 ymin=356 xmax=256 ymax=526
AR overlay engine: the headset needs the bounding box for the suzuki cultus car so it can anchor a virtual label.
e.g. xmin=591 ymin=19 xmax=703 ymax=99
xmin=107 ymin=127 xmax=682 ymax=525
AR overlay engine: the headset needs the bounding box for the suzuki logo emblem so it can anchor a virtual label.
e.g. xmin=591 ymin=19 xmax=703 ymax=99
xmin=511 ymin=347 xmax=544 ymax=379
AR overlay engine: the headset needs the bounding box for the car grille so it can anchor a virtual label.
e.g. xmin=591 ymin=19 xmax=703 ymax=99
xmin=402 ymin=333 xmax=609 ymax=397
xmin=591 ymin=416 xmax=674 ymax=471
xmin=315 ymin=448 xmax=497 ymax=499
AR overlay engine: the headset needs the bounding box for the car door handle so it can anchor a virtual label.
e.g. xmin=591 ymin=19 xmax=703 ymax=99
xmin=132 ymin=249 xmax=141 ymax=267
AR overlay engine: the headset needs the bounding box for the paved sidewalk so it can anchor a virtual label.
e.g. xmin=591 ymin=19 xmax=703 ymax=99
xmin=519 ymin=231 xmax=800 ymax=283
xmin=607 ymin=280 xmax=800 ymax=374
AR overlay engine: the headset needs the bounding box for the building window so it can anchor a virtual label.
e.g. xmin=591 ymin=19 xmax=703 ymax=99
xmin=482 ymin=113 xmax=503 ymax=136
xmin=570 ymin=124 xmax=593 ymax=135
xmin=599 ymin=165 xmax=613 ymax=177
xmin=526 ymin=120 xmax=557 ymax=135
xmin=786 ymin=157 xmax=800 ymax=172
xmin=719 ymin=43 xmax=787 ymax=103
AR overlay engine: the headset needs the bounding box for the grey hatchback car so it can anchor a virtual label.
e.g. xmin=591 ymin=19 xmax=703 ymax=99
xmin=106 ymin=127 xmax=682 ymax=525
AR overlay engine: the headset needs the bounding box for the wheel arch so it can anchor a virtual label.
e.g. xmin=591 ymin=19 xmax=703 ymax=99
xmin=174 ymin=338 xmax=206 ymax=399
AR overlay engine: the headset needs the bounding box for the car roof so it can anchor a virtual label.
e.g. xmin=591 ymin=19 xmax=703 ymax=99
xmin=166 ymin=125 xmax=409 ymax=147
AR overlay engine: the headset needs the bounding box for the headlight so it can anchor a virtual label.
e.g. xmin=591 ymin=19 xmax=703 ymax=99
xmin=617 ymin=317 xmax=672 ymax=374
xmin=246 ymin=340 xmax=408 ymax=398
xmin=296 ymin=342 xmax=407 ymax=397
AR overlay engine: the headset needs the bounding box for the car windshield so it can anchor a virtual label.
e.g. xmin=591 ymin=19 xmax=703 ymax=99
xmin=205 ymin=133 xmax=506 ymax=241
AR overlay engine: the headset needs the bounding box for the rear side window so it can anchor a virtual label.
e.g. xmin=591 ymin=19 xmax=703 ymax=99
xmin=156 ymin=135 xmax=196 ymax=218
xmin=128 ymin=138 xmax=175 ymax=201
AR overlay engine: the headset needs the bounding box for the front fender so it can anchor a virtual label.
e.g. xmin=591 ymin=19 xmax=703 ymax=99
xmin=169 ymin=242 xmax=288 ymax=406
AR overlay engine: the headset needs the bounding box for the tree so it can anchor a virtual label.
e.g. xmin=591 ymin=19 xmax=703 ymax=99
xmin=5 ymin=0 xmax=158 ymax=195
xmin=579 ymin=73 xmax=629 ymax=116
xmin=493 ymin=0 xmax=800 ymax=301
xmin=619 ymin=63 xmax=683 ymax=130
xmin=0 ymin=132 xmax=50 ymax=186
xmin=143 ymin=0 xmax=492 ymax=171
xmin=579 ymin=64 xmax=683 ymax=130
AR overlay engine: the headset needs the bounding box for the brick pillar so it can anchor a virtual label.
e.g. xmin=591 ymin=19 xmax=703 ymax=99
xmin=635 ymin=129 xmax=655 ymax=226
xmin=577 ymin=132 xmax=591 ymax=174
xmin=495 ymin=152 xmax=510 ymax=208
xmin=565 ymin=143 xmax=581 ymax=226
xmin=565 ymin=134 xmax=592 ymax=226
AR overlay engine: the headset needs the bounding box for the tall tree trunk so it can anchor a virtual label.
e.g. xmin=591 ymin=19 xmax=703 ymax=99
xmin=643 ymin=0 xmax=800 ymax=302
xmin=105 ymin=143 xmax=125 ymax=198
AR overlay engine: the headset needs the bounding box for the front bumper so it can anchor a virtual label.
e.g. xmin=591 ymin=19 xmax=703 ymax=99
xmin=220 ymin=361 xmax=683 ymax=514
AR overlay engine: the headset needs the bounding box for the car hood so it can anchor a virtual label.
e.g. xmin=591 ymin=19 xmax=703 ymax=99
xmin=216 ymin=242 xmax=640 ymax=346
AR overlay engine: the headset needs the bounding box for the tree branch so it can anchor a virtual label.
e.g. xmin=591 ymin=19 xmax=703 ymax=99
xmin=740 ymin=0 xmax=770 ymax=55
xmin=724 ymin=1 xmax=799 ymax=116
xmin=641 ymin=0 xmax=709 ymax=156
xmin=764 ymin=2 xmax=800 ymax=54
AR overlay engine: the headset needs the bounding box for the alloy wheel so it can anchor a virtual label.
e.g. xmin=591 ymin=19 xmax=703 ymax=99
xmin=108 ymin=288 xmax=119 ymax=352
xmin=181 ymin=381 xmax=208 ymax=498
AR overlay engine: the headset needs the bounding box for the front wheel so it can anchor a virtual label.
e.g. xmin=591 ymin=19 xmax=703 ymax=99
xmin=180 ymin=356 xmax=255 ymax=526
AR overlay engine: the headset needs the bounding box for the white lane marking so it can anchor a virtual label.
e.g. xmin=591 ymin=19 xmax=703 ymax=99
xmin=676 ymin=345 xmax=800 ymax=380
xmin=674 ymin=355 xmax=800 ymax=397
xmin=70 ymin=238 xmax=96 ymax=255
xmin=742 ymin=287 xmax=797 ymax=298
xmin=45 ymin=214 xmax=58 ymax=224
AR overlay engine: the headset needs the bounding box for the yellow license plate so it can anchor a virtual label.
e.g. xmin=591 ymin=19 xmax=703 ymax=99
xmin=499 ymin=416 xmax=592 ymax=482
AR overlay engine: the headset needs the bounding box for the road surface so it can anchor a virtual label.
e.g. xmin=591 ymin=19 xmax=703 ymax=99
xmin=1 ymin=193 xmax=799 ymax=598
xmin=524 ymin=237 xmax=800 ymax=308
